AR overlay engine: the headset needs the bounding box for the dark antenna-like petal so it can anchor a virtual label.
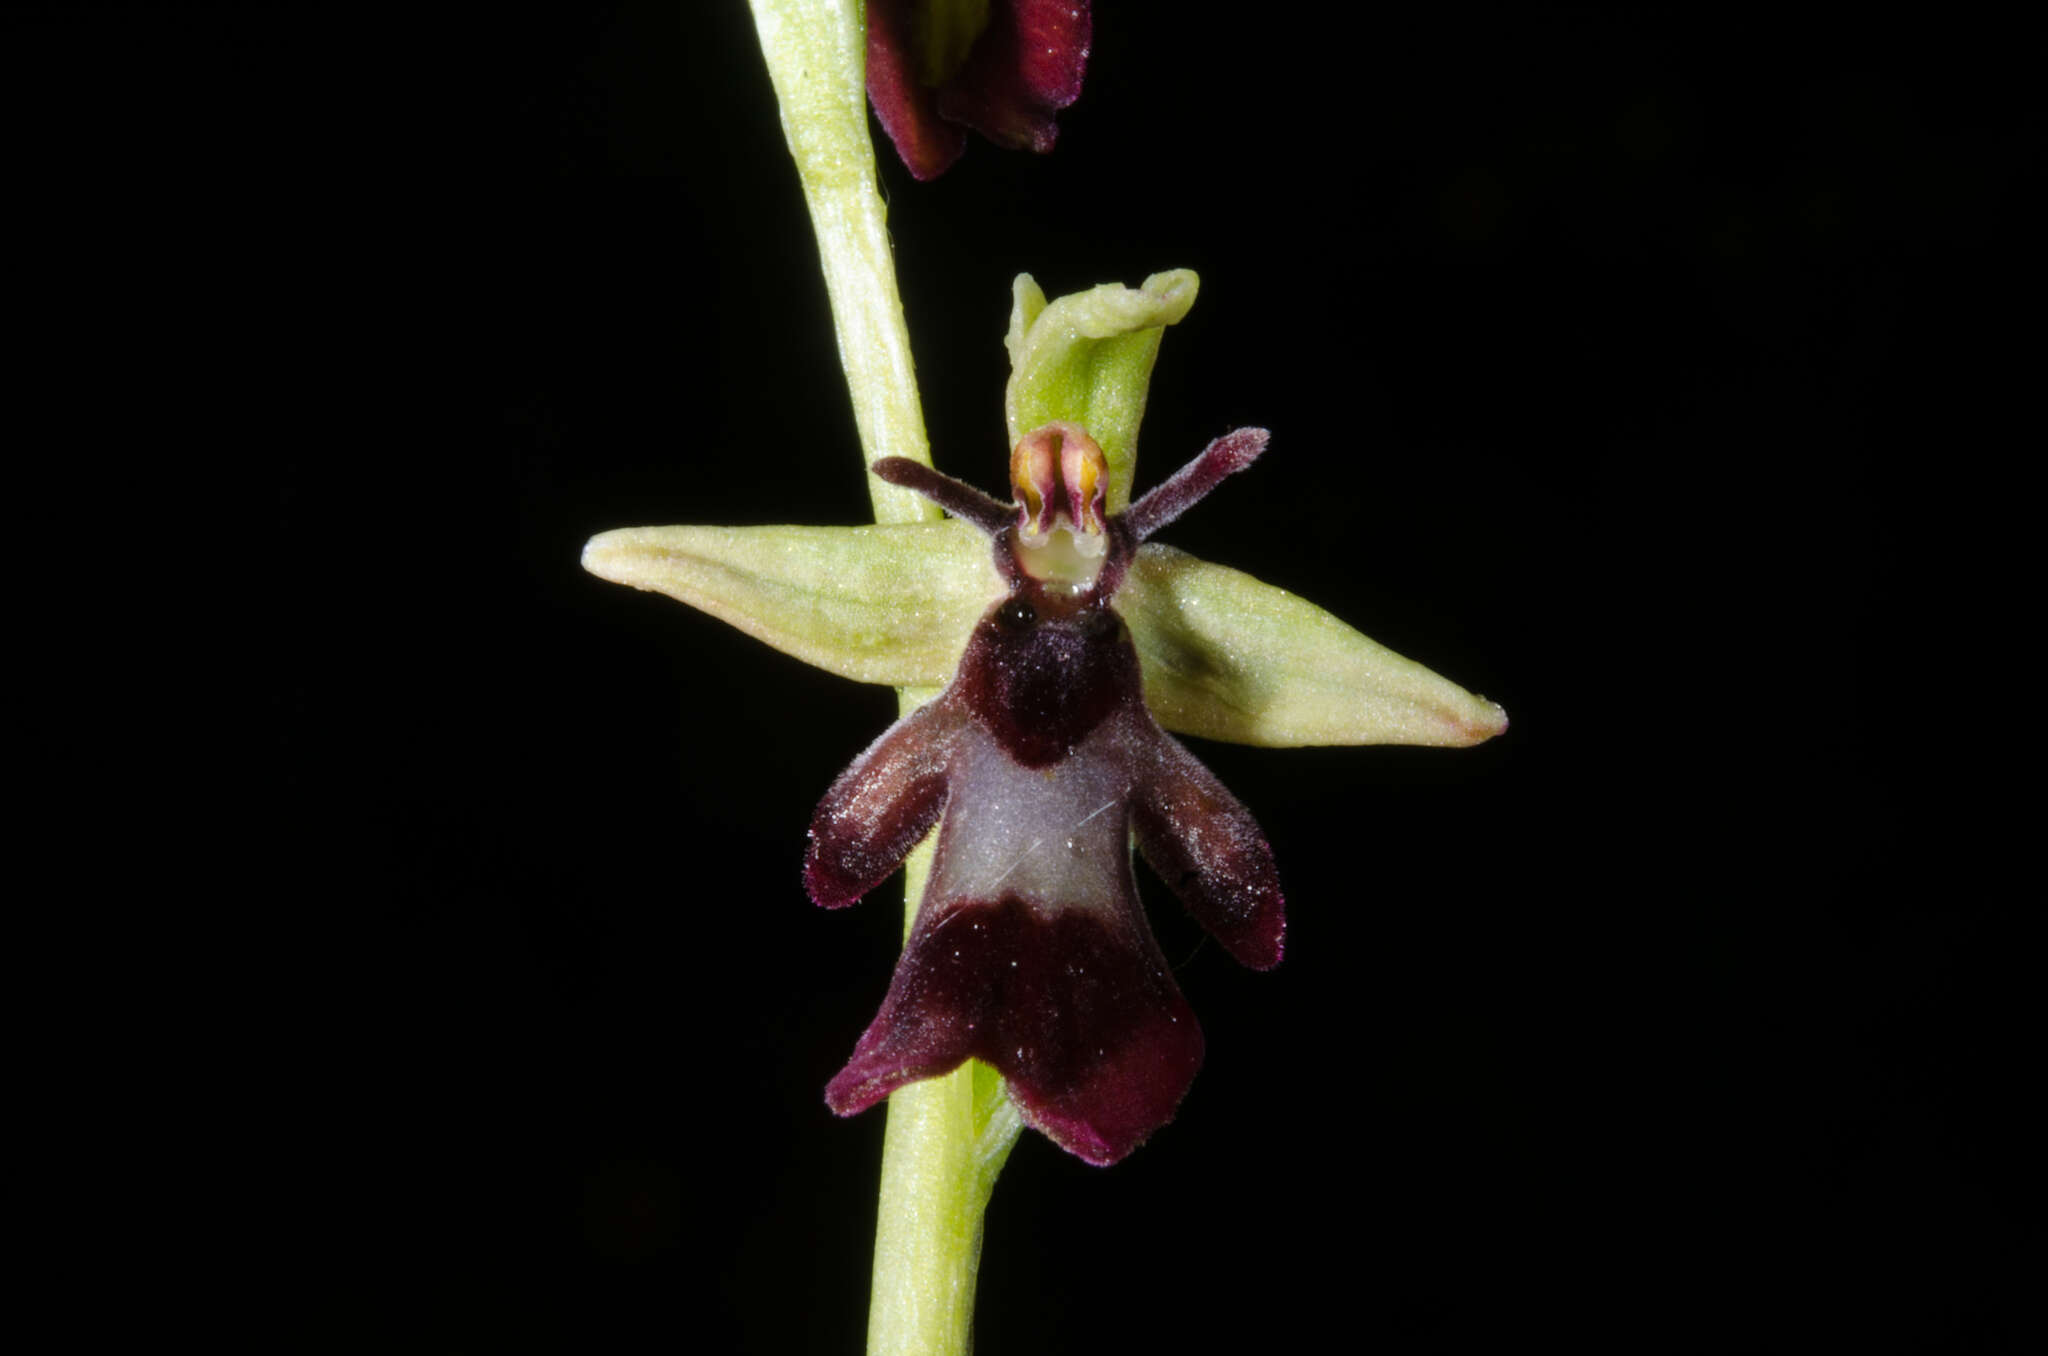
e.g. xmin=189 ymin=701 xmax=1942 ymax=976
xmin=872 ymin=457 xmax=1016 ymax=535
xmin=1120 ymin=428 xmax=1270 ymax=543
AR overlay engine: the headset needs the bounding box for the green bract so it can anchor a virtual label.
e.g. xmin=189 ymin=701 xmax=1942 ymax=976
xmin=583 ymin=271 xmax=1506 ymax=749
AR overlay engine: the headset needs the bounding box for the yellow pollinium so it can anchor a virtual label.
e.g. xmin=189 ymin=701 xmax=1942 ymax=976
xmin=1063 ymin=431 xmax=1106 ymax=535
xmin=1010 ymin=428 xmax=1058 ymax=536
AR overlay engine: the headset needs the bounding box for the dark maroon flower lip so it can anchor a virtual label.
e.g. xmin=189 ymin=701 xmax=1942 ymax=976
xmin=826 ymin=893 xmax=1205 ymax=1167
xmin=865 ymin=0 xmax=1093 ymax=180
xmin=807 ymin=429 xmax=1282 ymax=1164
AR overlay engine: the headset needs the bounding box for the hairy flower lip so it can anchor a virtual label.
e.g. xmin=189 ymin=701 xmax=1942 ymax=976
xmin=866 ymin=0 xmax=1093 ymax=180
xmin=823 ymin=890 xmax=1208 ymax=1167
xmin=801 ymin=431 xmax=1290 ymax=1163
xmin=804 ymin=538 xmax=1284 ymax=1162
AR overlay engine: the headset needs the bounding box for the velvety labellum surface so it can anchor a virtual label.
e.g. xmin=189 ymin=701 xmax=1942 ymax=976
xmin=805 ymin=436 xmax=1286 ymax=1164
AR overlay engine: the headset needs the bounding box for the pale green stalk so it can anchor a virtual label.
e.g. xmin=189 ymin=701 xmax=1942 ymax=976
xmin=747 ymin=0 xmax=938 ymax=526
xmin=745 ymin=3 xmax=1021 ymax=1352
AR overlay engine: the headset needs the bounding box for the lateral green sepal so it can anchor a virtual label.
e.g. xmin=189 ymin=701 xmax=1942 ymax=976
xmin=1119 ymin=544 xmax=1509 ymax=748
xmin=583 ymin=520 xmax=1005 ymax=686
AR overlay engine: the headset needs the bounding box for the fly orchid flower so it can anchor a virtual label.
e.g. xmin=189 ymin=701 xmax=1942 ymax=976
xmin=865 ymin=0 xmax=1091 ymax=179
xmin=809 ymin=424 xmax=1281 ymax=1163
xmin=583 ymin=270 xmax=1506 ymax=1163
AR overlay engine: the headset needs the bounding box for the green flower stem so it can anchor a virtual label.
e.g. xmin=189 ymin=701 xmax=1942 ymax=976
xmin=747 ymin=0 xmax=938 ymax=526
xmin=746 ymin=3 xmax=1019 ymax=1352
xmin=868 ymin=734 xmax=1024 ymax=1355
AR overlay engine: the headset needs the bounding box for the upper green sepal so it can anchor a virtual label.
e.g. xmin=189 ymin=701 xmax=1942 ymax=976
xmin=583 ymin=520 xmax=1004 ymax=686
xmin=1005 ymin=270 xmax=1199 ymax=513
xmin=1117 ymin=545 xmax=1509 ymax=748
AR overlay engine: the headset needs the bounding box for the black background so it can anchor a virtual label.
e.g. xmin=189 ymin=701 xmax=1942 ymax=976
xmin=24 ymin=1 xmax=2021 ymax=1350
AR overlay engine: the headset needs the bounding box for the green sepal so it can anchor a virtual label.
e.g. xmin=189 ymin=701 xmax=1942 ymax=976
xmin=1118 ymin=544 xmax=1509 ymax=748
xmin=588 ymin=520 xmax=1506 ymax=749
xmin=1004 ymin=270 xmax=1200 ymax=513
xmin=582 ymin=520 xmax=1005 ymax=686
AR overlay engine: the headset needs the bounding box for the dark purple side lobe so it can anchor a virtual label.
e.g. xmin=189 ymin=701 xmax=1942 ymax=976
xmin=1131 ymin=725 xmax=1286 ymax=970
xmin=825 ymin=895 xmax=1204 ymax=1166
xmin=804 ymin=702 xmax=962 ymax=909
